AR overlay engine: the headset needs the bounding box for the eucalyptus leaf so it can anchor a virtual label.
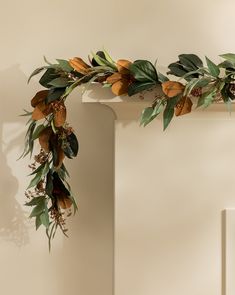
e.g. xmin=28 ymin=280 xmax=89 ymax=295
xmin=205 ymin=56 xmax=220 ymax=77
xmin=29 ymin=198 xmax=46 ymax=218
xmin=32 ymin=124 xmax=46 ymax=140
xmin=28 ymin=67 xmax=46 ymax=84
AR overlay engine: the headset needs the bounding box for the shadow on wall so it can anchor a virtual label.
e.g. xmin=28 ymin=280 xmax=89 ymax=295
xmin=0 ymin=65 xmax=31 ymax=246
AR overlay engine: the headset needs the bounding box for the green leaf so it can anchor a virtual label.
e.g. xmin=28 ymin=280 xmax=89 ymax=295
xmin=197 ymin=90 xmax=216 ymax=108
xmin=102 ymin=48 xmax=116 ymax=64
xmin=27 ymin=172 xmax=42 ymax=189
xmin=128 ymin=81 xmax=156 ymax=96
xmin=35 ymin=215 xmax=42 ymax=230
xmin=205 ymin=56 xmax=220 ymax=77
xmin=158 ymin=72 xmax=169 ymax=83
xmin=46 ymin=170 xmax=53 ymax=197
xmin=91 ymin=52 xmax=117 ymax=70
xmin=129 ymin=60 xmax=158 ymax=82
xmin=46 ymin=87 xmax=65 ymax=104
xmin=39 ymin=68 xmax=60 ymax=88
xmin=28 ymin=67 xmax=46 ymax=84
xmin=140 ymin=107 xmax=154 ymax=126
xmin=25 ymin=196 xmax=45 ymax=206
xmin=167 ymin=63 xmax=188 ymax=77
xmin=163 ymin=95 xmax=181 ymax=130
xmin=32 ymin=124 xmax=46 ymax=140
xmin=179 ymin=54 xmax=203 ymax=69
xmin=140 ymin=101 xmax=164 ymax=127
xmin=62 ymin=132 xmax=79 ymax=158
xmin=29 ymin=198 xmax=46 ymax=217
xmin=48 ymin=77 xmax=70 ymax=88
xmin=220 ymin=53 xmax=235 ymax=63
xmin=56 ymin=59 xmax=73 ymax=72
xmin=27 ymin=161 xmax=49 ymax=189
xmin=40 ymin=210 xmax=50 ymax=229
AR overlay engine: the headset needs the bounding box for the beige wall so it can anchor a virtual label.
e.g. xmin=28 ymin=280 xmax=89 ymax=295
xmin=1 ymin=0 xmax=235 ymax=294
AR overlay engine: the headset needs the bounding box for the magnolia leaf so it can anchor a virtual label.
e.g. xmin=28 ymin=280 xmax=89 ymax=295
xmin=54 ymin=104 xmax=66 ymax=127
xmin=220 ymin=53 xmax=235 ymax=63
xmin=205 ymin=56 xmax=220 ymax=77
xmin=53 ymin=147 xmax=65 ymax=169
xmin=62 ymin=132 xmax=79 ymax=158
xmin=46 ymin=88 xmax=66 ymax=104
xmin=57 ymin=196 xmax=73 ymax=210
xmin=106 ymin=73 xmax=122 ymax=84
xmin=117 ymin=59 xmax=132 ymax=74
xmin=111 ymin=79 xmax=129 ymax=96
xmin=158 ymin=72 xmax=169 ymax=83
xmin=128 ymin=81 xmax=155 ymax=96
xmin=167 ymin=63 xmax=188 ymax=77
xmin=69 ymin=57 xmax=91 ymax=74
xmin=179 ymin=54 xmax=203 ymax=70
xmin=48 ymin=77 xmax=70 ymax=88
xmin=31 ymin=90 xmax=49 ymax=107
xmin=39 ymin=68 xmax=60 ymax=88
xmin=56 ymin=59 xmax=73 ymax=72
xmin=129 ymin=60 xmax=158 ymax=82
xmin=32 ymin=105 xmax=45 ymax=121
xmin=163 ymin=95 xmax=181 ymax=130
xmin=175 ymin=96 xmax=193 ymax=116
xmin=39 ymin=127 xmax=53 ymax=152
xmin=162 ymin=81 xmax=184 ymax=98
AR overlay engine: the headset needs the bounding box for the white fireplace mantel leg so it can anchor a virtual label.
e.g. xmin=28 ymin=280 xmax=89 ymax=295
xmin=83 ymin=86 xmax=235 ymax=295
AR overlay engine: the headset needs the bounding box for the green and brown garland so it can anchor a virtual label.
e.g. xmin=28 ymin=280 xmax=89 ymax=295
xmin=22 ymin=50 xmax=235 ymax=246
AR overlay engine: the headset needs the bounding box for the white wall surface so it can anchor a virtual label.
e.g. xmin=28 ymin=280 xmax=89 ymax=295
xmin=1 ymin=0 xmax=235 ymax=294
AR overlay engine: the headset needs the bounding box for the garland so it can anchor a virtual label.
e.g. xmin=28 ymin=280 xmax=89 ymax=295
xmin=23 ymin=50 xmax=235 ymax=246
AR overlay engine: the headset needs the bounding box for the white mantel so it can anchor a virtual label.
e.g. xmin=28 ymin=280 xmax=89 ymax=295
xmin=83 ymin=85 xmax=235 ymax=295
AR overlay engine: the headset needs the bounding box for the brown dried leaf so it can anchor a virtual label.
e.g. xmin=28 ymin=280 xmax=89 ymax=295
xmin=32 ymin=102 xmax=52 ymax=121
xmin=69 ymin=57 xmax=90 ymax=74
xmin=175 ymin=96 xmax=193 ymax=116
xmin=57 ymin=196 xmax=72 ymax=209
xmin=162 ymin=81 xmax=185 ymax=98
xmin=54 ymin=104 xmax=66 ymax=127
xmin=117 ymin=59 xmax=132 ymax=74
xmin=31 ymin=90 xmax=49 ymax=107
xmin=106 ymin=72 xmax=122 ymax=84
xmin=38 ymin=127 xmax=53 ymax=152
xmin=54 ymin=147 xmax=65 ymax=170
xmin=111 ymin=79 xmax=129 ymax=96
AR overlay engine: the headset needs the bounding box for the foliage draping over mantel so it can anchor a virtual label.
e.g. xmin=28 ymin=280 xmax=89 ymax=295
xmin=22 ymin=50 xmax=235 ymax=247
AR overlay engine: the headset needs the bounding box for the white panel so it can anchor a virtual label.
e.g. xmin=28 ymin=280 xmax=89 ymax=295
xmin=115 ymin=116 xmax=235 ymax=295
xmin=224 ymin=209 xmax=235 ymax=295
